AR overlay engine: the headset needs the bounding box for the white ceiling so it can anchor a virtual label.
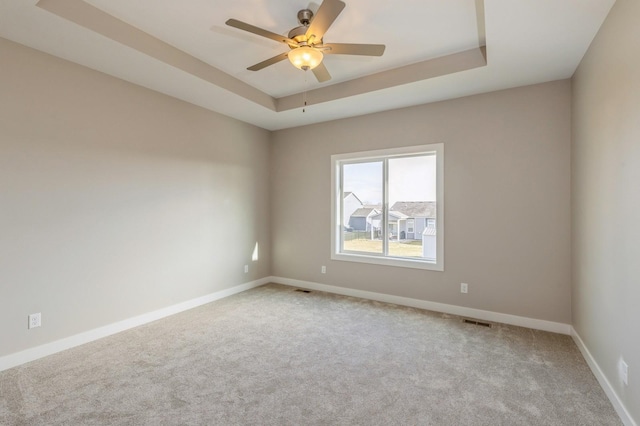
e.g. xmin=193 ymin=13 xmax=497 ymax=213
xmin=0 ymin=0 xmax=615 ymax=130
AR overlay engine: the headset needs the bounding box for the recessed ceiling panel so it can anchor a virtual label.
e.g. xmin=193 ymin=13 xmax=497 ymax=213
xmin=85 ymin=0 xmax=481 ymax=97
xmin=0 ymin=0 xmax=617 ymax=130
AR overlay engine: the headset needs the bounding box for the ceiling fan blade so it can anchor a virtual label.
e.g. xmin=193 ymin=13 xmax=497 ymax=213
xmin=247 ymin=52 xmax=289 ymax=71
xmin=226 ymin=19 xmax=298 ymax=46
xmin=312 ymin=62 xmax=332 ymax=82
xmin=305 ymin=0 xmax=346 ymax=43
xmin=322 ymin=43 xmax=386 ymax=56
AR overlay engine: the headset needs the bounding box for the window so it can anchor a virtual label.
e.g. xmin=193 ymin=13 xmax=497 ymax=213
xmin=331 ymin=144 xmax=444 ymax=271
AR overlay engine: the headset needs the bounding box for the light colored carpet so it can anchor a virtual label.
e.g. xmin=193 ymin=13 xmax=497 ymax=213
xmin=0 ymin=283 xmax=620 ymax=425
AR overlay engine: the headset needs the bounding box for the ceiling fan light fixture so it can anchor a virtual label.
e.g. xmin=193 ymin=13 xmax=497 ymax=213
xmin=288 ymin=46 xmax=323 ymax=70
xmin=227 ymin=0 xmax=384 ymax=81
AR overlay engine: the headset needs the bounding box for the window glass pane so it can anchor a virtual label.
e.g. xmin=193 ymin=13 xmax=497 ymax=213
xmin=342 ymin=161 xmax=383 ymax=254
xmin=387 ymin=155 xmax=437 ymax=260
xmin=331 ymin=144 xmax=443 ymax=271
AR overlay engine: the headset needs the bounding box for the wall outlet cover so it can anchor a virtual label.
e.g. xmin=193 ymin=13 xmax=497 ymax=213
xmin=620 ymin=359 xmax=629 ymax=385
xmin=28 ymin=313 xmax=42 ymax=329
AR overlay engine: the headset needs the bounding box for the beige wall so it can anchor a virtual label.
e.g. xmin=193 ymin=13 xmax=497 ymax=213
xmin=271 ymin=80 xmax=572 ymax=324
xmin=572 ymin=0 xmax=640 ymax=421
xmin=0 ymin=38 xmax=271 ymax=357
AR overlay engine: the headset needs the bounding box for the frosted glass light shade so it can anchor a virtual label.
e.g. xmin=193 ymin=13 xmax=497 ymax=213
xmin=288 ymin=46 xmax=323 ymax=70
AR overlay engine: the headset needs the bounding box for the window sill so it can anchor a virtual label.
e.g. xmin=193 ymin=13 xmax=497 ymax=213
xmin=331 ymin=252 xmax=444 ymax=271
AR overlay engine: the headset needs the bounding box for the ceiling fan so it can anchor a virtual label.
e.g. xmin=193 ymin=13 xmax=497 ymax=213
xmin=225 ymin=0 xmax=385 ymax=83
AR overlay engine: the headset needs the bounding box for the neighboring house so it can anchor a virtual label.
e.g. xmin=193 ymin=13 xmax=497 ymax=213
xmin=342 ymin=192 xmax=364 ymax=229
xmin=355 ymin=201 xmax=436 ymax=240
xmin=370 ymin=210 xmax=408 ymax=239
xmin=390 ymin=201 xmax=437 ymax=240
xmin=348 ymin=207 xmax=380 ymax=231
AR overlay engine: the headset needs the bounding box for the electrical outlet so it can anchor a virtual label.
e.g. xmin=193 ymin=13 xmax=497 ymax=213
xmin=28 ymin=313 xmax=41 ymax=329
xmin=244 ymin=265 xmax=249 ymax=273
xmin=620 ymin=359 xmax=629 ymax=385
xmin=321 ymin=266 xmax=326 ymax=274
xmin=460 ymin=283 xmax=468 ymax=294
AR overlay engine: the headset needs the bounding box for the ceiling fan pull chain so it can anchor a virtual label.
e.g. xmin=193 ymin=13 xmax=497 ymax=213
xmin=303 ymin=71 xmax=308 ymax=113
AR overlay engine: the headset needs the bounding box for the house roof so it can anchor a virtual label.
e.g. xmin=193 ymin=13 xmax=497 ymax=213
xmin=371 ymin=211 xmax=408 ymax=221
xmin=351 ymin=208 xmax=378 ymax=218
xmin=391 ymin=202 xmax=436 ymax=218
xmin=343 ymin=192 xmax=364 ymax=204
xmin=422 ymin=226 xmax=437 ymax=236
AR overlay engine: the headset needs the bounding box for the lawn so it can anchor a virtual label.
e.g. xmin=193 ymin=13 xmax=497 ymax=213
xmin=343 ymin=239 xmax=423 ymax=258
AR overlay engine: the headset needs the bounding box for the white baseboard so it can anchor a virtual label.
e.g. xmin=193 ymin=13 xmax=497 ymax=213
xmin=0 ymin=277 xmax=270 ymax=372
xmin=0 ymin=275 xmax=573 ymax=368
xmin=571 ymin=328 xmax=637 ymax=426
xmin=269 ymin=276 xmax=572 ymax=335
xmin=3 ymin=275 xmax=632 ymax=426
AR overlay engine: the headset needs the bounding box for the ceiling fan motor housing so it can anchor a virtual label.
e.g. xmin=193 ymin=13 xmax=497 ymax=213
xmin=288 ymin=25 xmax=319 ymax=47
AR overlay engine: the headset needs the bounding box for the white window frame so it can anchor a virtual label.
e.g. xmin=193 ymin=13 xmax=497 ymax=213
xmin=331 ymin=144 xmax=444 ymax=271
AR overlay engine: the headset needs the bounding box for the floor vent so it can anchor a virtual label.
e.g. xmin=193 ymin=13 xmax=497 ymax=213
xmin=295 ymin=289 xmax=312 ymax=293
xmin=463 ymin=318 xmax=492 ymax=328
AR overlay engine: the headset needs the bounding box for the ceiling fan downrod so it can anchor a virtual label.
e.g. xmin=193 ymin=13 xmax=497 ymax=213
xmin=297 ymin=9 xmax=313 ymax=26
